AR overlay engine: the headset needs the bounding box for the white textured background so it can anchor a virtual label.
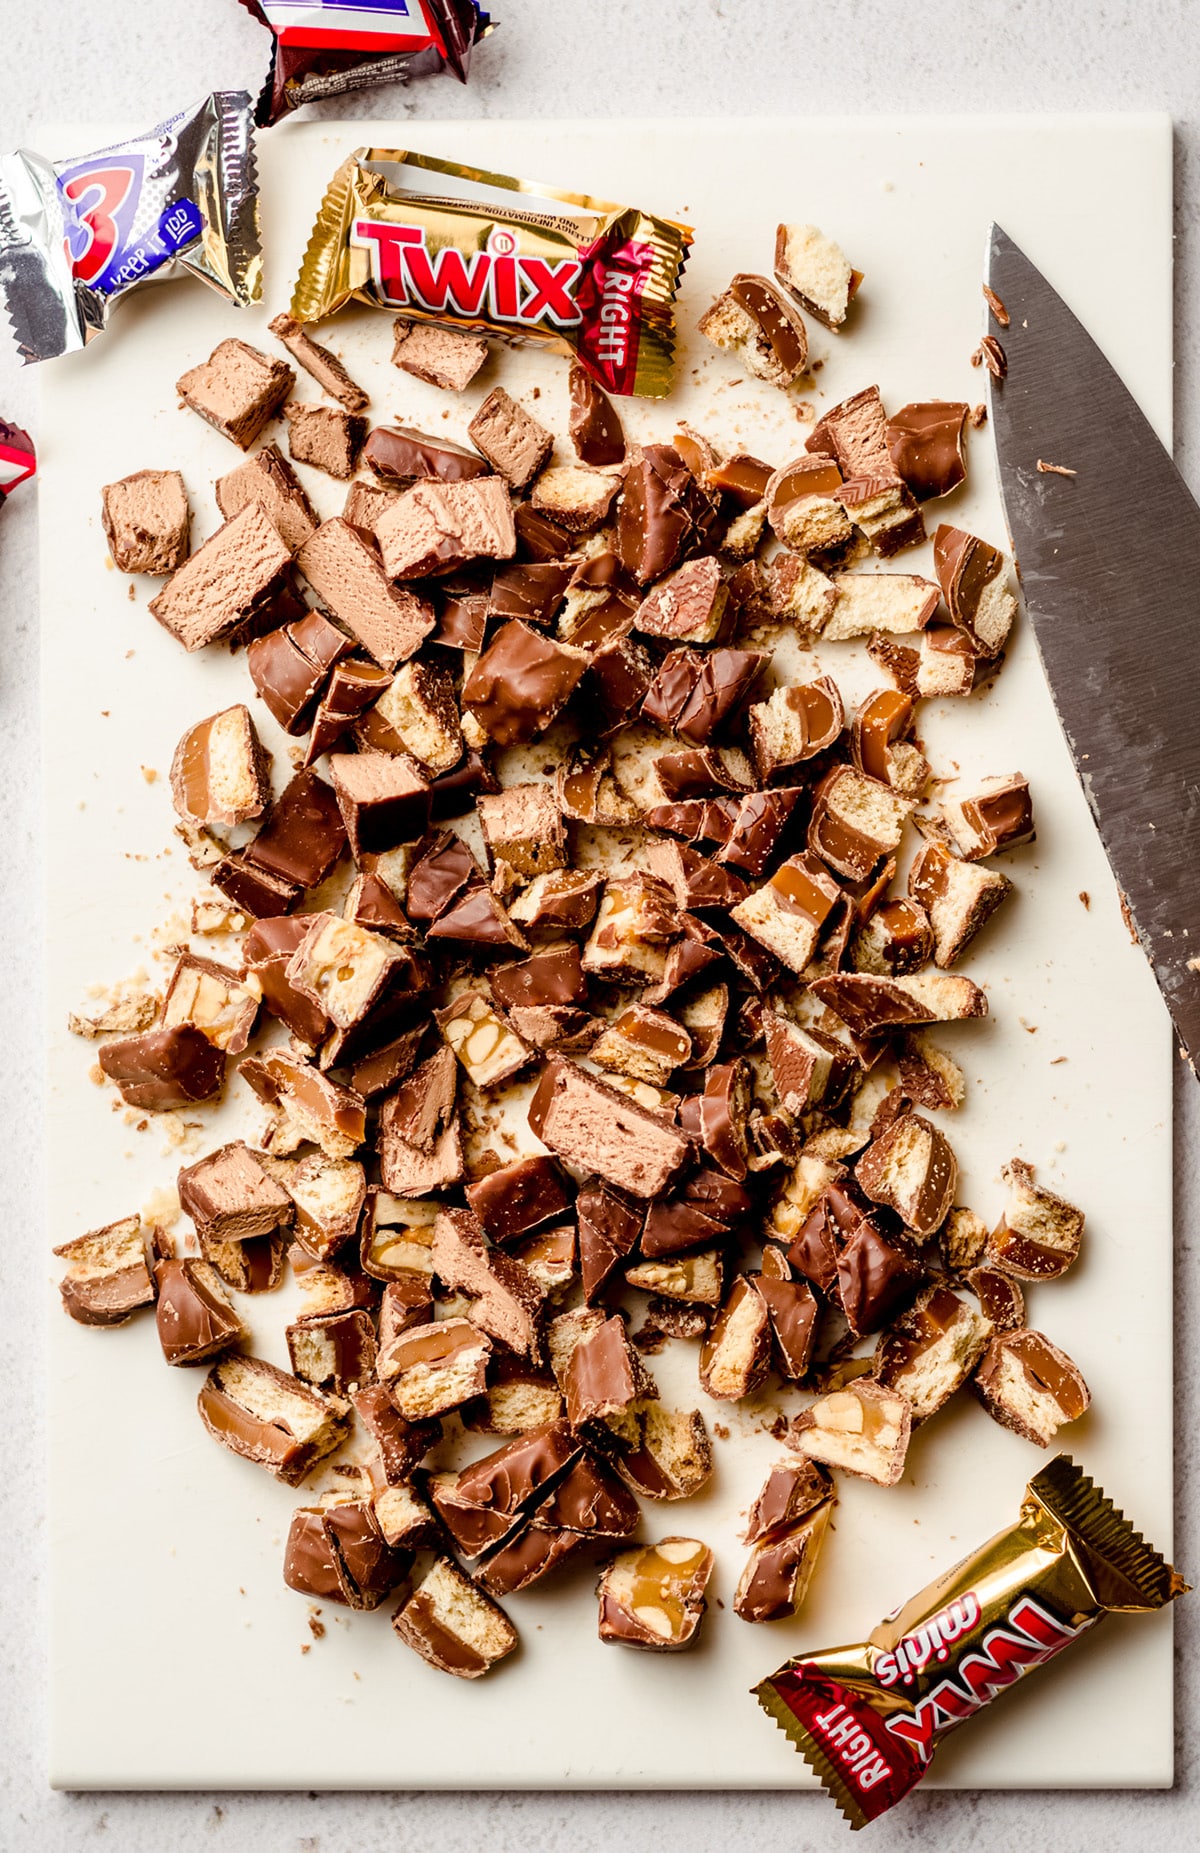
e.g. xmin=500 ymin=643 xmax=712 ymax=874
xmin=1 ymin=3 xmax=1197 ymax=1848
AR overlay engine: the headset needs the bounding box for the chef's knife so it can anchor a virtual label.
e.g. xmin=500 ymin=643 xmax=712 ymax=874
xmin=985 ymin=223 xmax=1200 ymax=1073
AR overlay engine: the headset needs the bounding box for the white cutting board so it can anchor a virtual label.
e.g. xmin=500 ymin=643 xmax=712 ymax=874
xmin=42 ymin=116 xmax=1175 ymax=1792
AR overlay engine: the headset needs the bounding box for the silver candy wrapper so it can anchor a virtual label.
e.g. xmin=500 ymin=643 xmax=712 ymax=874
xmin=0 ymin=91 xmax=262 ymax=364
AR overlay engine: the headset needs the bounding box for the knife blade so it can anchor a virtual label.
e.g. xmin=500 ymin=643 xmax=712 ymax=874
xmin=985 ymin=223 xmax=1200 ymax=1073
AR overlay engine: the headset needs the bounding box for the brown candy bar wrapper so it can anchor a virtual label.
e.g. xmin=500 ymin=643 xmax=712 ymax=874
xmin=291 ymin=147 xmax=692 ymax=397
xmin=241 ymin=2 xmax=493 ymax=126
xmin=755 ymin=1456 xmax=1186 ymax=1829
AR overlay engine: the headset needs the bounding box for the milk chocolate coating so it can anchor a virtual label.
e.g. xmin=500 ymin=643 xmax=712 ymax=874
xmin=462 ymin=621 xmax=587 ymax=746
xmin=245 ymin=769 xmax=347 ymax=889
xmin=836 ymin=1219 xmax=925 ymax=1337
xmin=467 ymin=1157 xmax=572 ymax=1243
xmin=353 ymin=1383 xmax=440 ymax=1483
xmin=363 ymin=425 xmax=489 ymax=485
xmin=729 ymin=274 xmax=809 ymax=380
xmin=98 ymin=1025 xmax=225 ymax=1110
xmin=246 ymin=625 xmax=328 ymax=735
xmin=430 ymin=750 xmax=498 ymax=820
xmin=514 ymin=502 xmax=576 ymax=560
xmin=490 ymin=944 xmax=586 ymax=1012
xmin=154 ymin=1258 xmax=240 ymax=1365
xmin=885 ymin=401 xmax=968 ymax=499
xmin=405 ymin=831 xmax=481 ymax=922
xmin=569 ymin=362 xmax=625 ymax=467
xmin=717 ymin=788 xmax=806 ymax=878
xmin=642 ymin=648 xmax=766 ymax=744
xmin=617 ymin=445 xmax=708 ymax=584
xmin=489 ymin=560 xmax=575 ymax=625
xmin=577 ymin=1184 xmax=644 ymax=1302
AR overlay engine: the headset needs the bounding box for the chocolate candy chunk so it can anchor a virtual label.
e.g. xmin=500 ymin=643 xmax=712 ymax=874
xmin=53 ymin=1216 xmax=154 ymax=1327
xmin=635 ymin=555 xmax=728 ymax=644
xmin=967 ymin=1265 xmax=1025 ymax=1334
xmin=704 ymin=451 xmax=773 ymax=508
xmin=849 ymin=688 xmax=928 ymax=799
xmin=935 ymin=772 xmax=1034 ymax=860
xmin=178 ymin=1140 xmax=293 ymax=1287
xmin=533 ymin=1452 xmax=640 ymax=1538
xmin=851 ymin=1104 xmax=955 ymax=1237
xmin=269 ymin=313 xmax=368 ymax=412
xmin=597 ymin=1537 xmax=714 ymax=1651
xmin=617 ymin=444 xmax=710 ymax=584
xmin=348 ymin=1022 xmax=423 ymax=1096
xmin=287 ymin=1308 xmax=377 ymax=1393
xmin=241 ymin=1050 xmax=367 ymax=1159
xmin=154 ymin=1256 xmax=242 ymax=1365
xmin=170 ymin=704 xmax=272 ymax=828
xmin=824 ymin=572 xmax=940 ymax=642
xmin=735 ymin=1490 xmax=833 ymax=1624
xmin=744 ymin=1457 xmax=833 ymax=1545
xmin=807 ymin=385 xmax=893 ymax=478
xmin=698 ymin=1058 xmax=753 ymax=1180
xmin=161 ymin=951 xmax=261 ymax=1054
xmin=176 ymin=339 xmax=294 ymax=449
xmin=908 ymin=840 xmax=1011 ymax=966
xmin=644 ymin=840 xmax=747 ymax=911
xmin=364 ymin=659 xmax=462 ymax=775
xmin=514 ymin=501 xmax=576 ymax=560
xmin=342 ymin=479 xmax=402 ymax=537
xmin=285 ymin=1499 xmax=406 ymax=1610
xmin=699 ymin=273 xmax=808 ymax=387
xmin=428 ymin=1473 xmax=523 ymax=1560
xmin=644 ymin=647 xmax=766 ymax=743
xmin=358 ymin=1191 xmax=438 ymax=1282
xmin=852 ymin=896 xmax=934 ymax=976
xmin=148 ymin=502 xmax=293 ymax=652
xmin=391 ymin=318 xmax=488 ymax=392
xmin=432 ymin=1208 xmax=544 ymax=1358
xmin=748 ymin=675 xmax=844 ymax=780
xmin=939 ymin=1205 xmax=989 ymax=1274
xmin=380 ymin=1318 xmax=492 ymax=1420
xmin=327 ymin=752 xmax=430 ymax=860
xmin=605 ymin=1401 xmax=712 ymax=1501
xmin=577 ymin=1183 xmax=644 ymax=1303
xmin=565 ymin=1314 xmax=657 ymax=1429
xmin=378 ymin=1048 xmax=461 ymax=1193
xmin=467 ymin=1157 xmax=571 ymax=1245
xmin=986 ymin=1157 xmax=1084 ymax=1280
xmin=836 ymin=1217 xmax=925 ymax=1338
xmin=625 ymin=1249 xmax=723 ymax=1306
xmin=490 ymin=944 xmax=586 ymax=1015
xmin=372 ymin=1481 xmax=439 ymax=1550
xmin=527 ymin=465 xmax=619 ymax=536
xmin=809 ymin=969 xmax=987 ymax=1036
xmin=478 ymin=783 xmax=565 ymax=879
xmin=454 ymin=1423 xmax=581 ymax=1520
xmin=591 ymin=1005 xmax=692 ymax=1087
xmin=837 ymin=473 xmax=925 ymax=558
xmin=101 ymin=469 xmax=189 ymax=574
xmin=307 ymin=658 xmax=392 ymax=763
xmin=246 ymin=613 xmax=347 ymax=736
xmin=654 ymin=743 xmax=754 ymax=803
xmin=756 ymin=1252 xmax=819 ymax=1380
xmin=489 ymin=559 xmax=575 ymax=626
xmin=699 ymin=1276 xmax=771 ymax=1400
xmin=363 ymin=424 xmax=489 ymax=485
xmin=246 ymin=768 xmax=347 ymax=889
xmin=869 ymin=624 xmax=979 ymax=698
xmin=197 ymin=1353 xmax=350 ymax=1484
xmin=468 ymin=388 xmax=553 ymax=488
xmin=378 ymin=1273 xmax=435 ymax=1346
xmin=774 ymin=222 xmax=860 ymax=329
xmin=730 ymin=852 xmax=843 ymax=976
xmin=267 ymin=1150 xmax=366 ymax=1261
xmin=353 ymin=1384 xmax=440 ymax=1486
xmin=405 ymin=829 xmax=481 ymax=923
xmin=875 ymin=1282 xmax=991 ymax=1421
xmin=509 ymin=869 xmax=602 ymax=936
xmin=791 ymin=1380 xmax=912 ymax=1486
xmin=474 ymin=1524 xmax=582 ymax=1594
xmin=529 ymin=1056 xmax=692 ymax=1199
xmin=509 ymin=1224 xmax=577 ymax=1300
xmin=933 ymin=524 xmax=1017 ymax=655
xmin=216 ymin=443 xmax=318 ymax=554
xmin=973 ymin=1327 xmax=1091 ymax=1446
xmin=243 ymin=915 xmax=331 ymax=1045
xmin=715 ymin=788 xmax=804 ymax=878
xmin=297 ymin=518 xmax=435 ymax=670
xmin=428 ymin=888 xmax=527 ymax=954
xmin=462 ymin=620 xmax=586 ymax=745
xmin=766 ymin=455 xmax=852 ymax=558
xmin=392 ymin=1555 xmax=517 ymax=1680
xmin=283 ymin=400 xmax=366 ymax=479
xmin=582 ymin=872 xmax=678 ymax=984
xmin=885 ymin=402 xmax=968 ymax=500
xmin=568 ymin=362 xmax=625 ymax=466
xmin=98 ymin=1025 xmax=225 ymax=1111
xmin=763 ymin=1010 xmax=855 ymax=1117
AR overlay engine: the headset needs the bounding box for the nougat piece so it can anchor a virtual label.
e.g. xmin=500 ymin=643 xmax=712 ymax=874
xmin=178 ymin=1141 xmax=292 ymax=1245
xmin=774 ymin=222 xmax=860 ymax=328
xmin=807 ymin=383 xmax=892 ymax=475
xmin=392 ymin=1555 xmax=517 ymax=1679
xmin=809 ymin=765 xmax=912 ymax=883
xmin=391 ymin=317 xmax=488 ymax=391
xmin=297 ymin=518 xmax=435 ymax=670
xmin=154 ymin=1256 xmax=242 ymax=1365
xmin=625 ymin=1249 xmax=723 ymax=1306
xmin=790 ymin=1380 xmax=912 ymax=1486
xmin=148 ymin=502 xmax=293 ymax=653
xmin=176 ymin=339 xmax=294 ymax=449
xmin=269 ymin=312 xmax=368 ymax=411
xmin=197 ymin=1353 xmax=349 ymax=1484
xmin=160 ymin=953 xmax=261 ymax=1055
xmin=565 ymin=1314 xmax=657 ymax=1429
xmin=908 ymin=840 xmax=1012 ymax=966
xmin=283 ymin=400 xmax=366 ymax=479
xmin=377 ymin=1065 xmax=462 ymax=1197
xmin=53 ymin=1216 xmax=154 ymax=1328
xmin=769 ymin=551 xmax=838 ymax=631
xmin=973 ymin=1328 xmax=1091 ymax=1446
xmin=101 ymin=468 xmax=189 ymax=574
xmin=597 ymin=1538 xmax=714 ymax=1651
xmin=698 ymin=1276 xmax=771 ymax=1400
xmin=468 ymin=388 xmax=553 ymax=488
xmin=530 ymin=465 xmax=620 ymax=532
xmin=985 ymin=1158 xmax=1084 ymax=1280
xmin=529 ymin=1056 xmax=692 ymax=1198
xmin=381 ymin=1317 xmax=492 ymax=1419
xmin=874 ymin=1282 xmax=992 ymax=1421
xmin=808 ymin=969 xmax=988 ymax=1038
xmin=699 ymin=273 xmax=808 ymax=387
xmin=368 ymin=659 xmax=462 ymax=775
xmin=825 ymin=572 xmax=940 ymax=642
xmin=747 ymin=676 xmax=844 ymax=781
xmin=855 ymin=1112 xmax=957 ymax=1239
xmin=327 ymin=752 xmax=431 ymax=862
xmin=170 ymin=704 xmax=272 ymax=829
xmin=934 ymin=524 xmax=1017 ymax=655
xmin=216 ymin=443 xmax=318 ymax=554
xmin=437 ymin=991 xmax=532 ymax=1089
xmin=730 ymin=853 xmax=843 ymax=976
xmin=590 ymin=1006 xmax=692 ymax=1087
xmin=284 ymin=1498 xmax=406 ymax=1610
xmin=287 ymin=1308 xmax=377 ymax=1393
xmin=432 ymin=1208 xmax=544 ymax=1358
xmin=477 ymin=783 xmax=565 ymax=880
xmin=934 ymin=773 xmax=1035 ymax=861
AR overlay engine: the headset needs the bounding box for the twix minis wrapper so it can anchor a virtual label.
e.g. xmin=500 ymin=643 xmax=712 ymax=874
xmin=290 ymin=147 xmax=692 ymax=397
xmin=755 ymin=1456 xmax=1187 ymax=1829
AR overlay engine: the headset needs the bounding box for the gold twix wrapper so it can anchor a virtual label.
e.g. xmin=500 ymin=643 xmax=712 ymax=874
xmin=755 ymin=1456 xmax=1187 ymax=1829
xmin=290 ymin=147 xmax=692 ymax=398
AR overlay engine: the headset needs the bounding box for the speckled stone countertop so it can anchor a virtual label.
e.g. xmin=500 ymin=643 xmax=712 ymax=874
xmin=1 ymin=3 xmax=1196 ymax=1848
